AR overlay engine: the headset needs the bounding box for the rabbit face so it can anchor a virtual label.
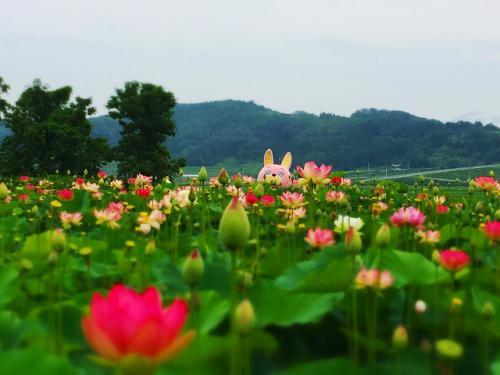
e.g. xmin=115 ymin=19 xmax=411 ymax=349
xmin=257 ymin=149 xmax=292 ymax=187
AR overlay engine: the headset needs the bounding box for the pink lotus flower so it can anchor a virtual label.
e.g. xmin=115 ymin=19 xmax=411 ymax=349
xmin=280 ymin=191 xmax=304 ymax=208
xmin=439 ymin=249 xmax=470 ymax=272
xmin=20 ymin=175 xmax=30 ymax=182
xmin=325 ymin=190 xmax=348 ymax=204
xmin=94 ymin=202 xmax=125 ymax=229
xmin=416 ymin=229 xmax=440 ymax=244
xmin=57 ymin=189 xmax=74 ymax=201
xmin=304 ymin=227 xmax=335 ymax=249
xmin=372 ymin=201 xmax=388 ymax=215
xmin=355 ymin=268 xmax=394 ymax=289
xmin=82 ymin=284 xmax=194 ymax=364
xmin=390 ymin=207 xmax=425 ymax=228
xmin=97 ymin=171 xmax=108 ymax=179
xmin=136 ymin=210 xmax=166 ymax=234
xmin=436 ymin=204 xmax=449 ymax=214
xmin=484 ymin=221 xmax=500 ymax=242
xmin=209 ymin=177 xmax=220 ymax=188
xmin=137 ymin=188 xmax=152 ymax=198
xmin=60 ymin=211 xmax=83 ymax=229
xmin=296 ymin=161 xmax=332 ymax=185
xmin=473 ymin=176 xmax=498 ymax=192
xmin=133 ymin=174 xmax=153 ymax=187
xmin=261 ymin=195 xmax=275 ymax=207
xmin=245 ymin=191 xmax=258 ymax=205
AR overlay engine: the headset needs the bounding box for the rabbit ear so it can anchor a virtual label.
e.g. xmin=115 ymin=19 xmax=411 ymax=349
xmin=264 ymin=149 xmax=274 ymax=166
xmin=281 ymin=152 xmax=292 ymax=169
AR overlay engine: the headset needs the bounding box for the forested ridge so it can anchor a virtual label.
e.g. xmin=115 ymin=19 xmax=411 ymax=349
xmin=89 ymin=100 xmax=500 ymax=169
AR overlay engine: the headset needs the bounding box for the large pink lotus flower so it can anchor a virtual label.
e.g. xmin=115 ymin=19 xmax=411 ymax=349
xmin=473 ymin=176 xmax=498 ymax=192
xmin=484 ymin=221 xmax=500 ymax=242
xmin=280 ymin=191 xmax=304 ymax=208
xmin=355 ymin=268 xmax=394 ymax=290
xmin=82 ymin=284 xmax=194 ymax=365
xmin=439 ymin=249 xmax=470 ymax=272
xmin=304 ymin=227 xmax=335 ymax=249
xmin=390 ymin=207 xmax=425 ymax=228
xmin=296 ymin=161 xmax=332 ymax=185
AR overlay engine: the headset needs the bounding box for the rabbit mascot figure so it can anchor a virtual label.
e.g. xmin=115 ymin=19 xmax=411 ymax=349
xmin=257 ymin=149 xmax=292 ymax=187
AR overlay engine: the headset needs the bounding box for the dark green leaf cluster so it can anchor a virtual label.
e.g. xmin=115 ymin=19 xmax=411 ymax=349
xmin=107 ymin=81 xmax=185 ymax=178
xmin=0 ymin=79 xmax=111 ymax=175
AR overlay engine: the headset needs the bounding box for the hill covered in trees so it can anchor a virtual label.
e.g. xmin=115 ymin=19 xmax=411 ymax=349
xmin=89 ymin=100 xmax=500 ymax=170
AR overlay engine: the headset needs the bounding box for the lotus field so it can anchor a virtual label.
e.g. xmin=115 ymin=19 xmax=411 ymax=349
xmin=0 ymin=164 xmax=499 ymax=374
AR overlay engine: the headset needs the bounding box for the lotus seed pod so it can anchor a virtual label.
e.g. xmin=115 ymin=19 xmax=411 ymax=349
xmin=392 ymin=325 xmax=408 ymax=350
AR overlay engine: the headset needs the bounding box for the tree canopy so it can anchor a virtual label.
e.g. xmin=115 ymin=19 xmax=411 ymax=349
xmin=0 ymin=80 xmax=110 ymax=175
xmin=107 ymin=81 xmax=185 ymax=178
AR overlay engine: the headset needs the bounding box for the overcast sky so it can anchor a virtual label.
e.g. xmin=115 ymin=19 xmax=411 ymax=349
xmin=1 ymin=0 xmax=499 ymax=124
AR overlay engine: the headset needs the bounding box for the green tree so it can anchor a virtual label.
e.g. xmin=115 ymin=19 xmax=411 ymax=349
xmin=0 ymin=79 xmax=110 ymax=175
xmin=107 ymin=81 xmax=185 ymax=178
xmin=0 ymin=77 xmax=9 ymax=119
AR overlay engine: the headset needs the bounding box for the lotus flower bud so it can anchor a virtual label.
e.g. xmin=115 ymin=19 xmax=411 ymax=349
xmin=20 ymin=258 xmax=33 ymax=271
xmin=83 ymin=169 xmax=88 ymax=176
xmin=489 ymin=169 xmax=495 ymax=177
xmin=432 ymin=186 xmax=440 ymax=195
xmin=254 ymin=183 xmax=265 ymax=198
xmin=145 ymin=239 xmax=156 ymax=255
xmin=345 ymin=227 xmax=362 ymax=253
xmin=450 ymin=297 xmax=463 ymax=313
xmin=154 ymin=184 xmax=163 ymax=195
xmin=219 ymin=197 xmax=251 ymax=250
xmin=415 ymin=300 xmax=427 ymax=314
xmin=475 ymin=201 xmax=486 ymax=214
xmin=0 ymin=182 xmax=10 ymax=199
xmin=188 ymin=187 xmax=196 ymax=203
xmin=285 ymin=221 xmax=296 ymax=234
xmin=217 ymin=168 xmax=229 ymax=185
xmin=198 ymin=166 xmax=208 ymax=182
xmin=432 ymin=249 xmax=441 ymax=264
xmin=375 ymin=224 xmax=391 ymax=248
xmin=233 ymin=173 xmax=243 ymax=189
xmin=47 ymin=251 xmax=59 ymax=265
xmin=182 ymin=250 xmax=204 ymax=287
xmin=234 ymin=299 xmax=255 ymax=335
xmin=481 ymin=301 xmax=495 ymax=319
xmin=392 ymin=325 xmax=408 ymax=350
xmin=51 ymin=228 xmax=66 ymax=252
